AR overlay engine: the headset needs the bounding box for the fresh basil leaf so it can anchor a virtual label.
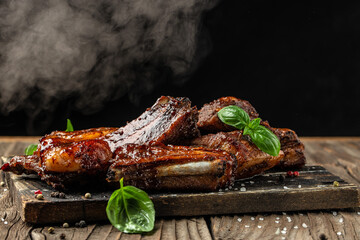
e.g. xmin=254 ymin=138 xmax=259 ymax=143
xmin=217 ymin=106 xmax=250 ymax=130
xmin=248 ymin=125 xmax=281 ymax=156
xmin=25 ymin=144 xmax=38 ymax=155
xmin=248 ymin=118 xmax=261 ymax=129
xmin=106 ymin=178 xmax=155 ymax=233
xmin=65 ymin=119 xmax=74 ymax=132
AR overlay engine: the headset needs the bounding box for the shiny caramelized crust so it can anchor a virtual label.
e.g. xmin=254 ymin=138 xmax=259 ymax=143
xmin=104 ymin=96 xmax=200 ymax=151
xmin=1 ymin=155 xmax=40 ymax=175
xmin=107 ymin=144 xmax=236 ymax=191
xmin=198 ymin=97 xmax=259 ymax=133
xmin=191 ymin=131 xmax=284 ymax=179
xmin=270 ymin=127 xmax=306 ymax=168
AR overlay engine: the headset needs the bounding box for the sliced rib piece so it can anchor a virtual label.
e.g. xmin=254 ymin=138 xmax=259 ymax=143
xmin=190 ymin=131 xmax=284 ymax=179
xmin=104 ymin=96 xmax=200 ymax=151
xmin=197 ymin=96 xmax=306 ymax=169
xmin=198 ymin=96 xmax=259 ymax=133
xmin=107 ymin=144 xmax=236 ymax=191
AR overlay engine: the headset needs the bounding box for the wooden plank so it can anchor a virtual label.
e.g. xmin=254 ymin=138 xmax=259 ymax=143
xmin=210 ymin=210 xmax=360 ymax=240
xmin=1 ymin=156 xmax=358 ymax=224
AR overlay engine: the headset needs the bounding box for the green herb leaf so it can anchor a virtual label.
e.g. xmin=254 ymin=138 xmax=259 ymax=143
xmin=248 ymin=125 xmax=281 ymax=156
xmin=106 ymin=178 xmax=155 ymax=233
xmin=217 ymin=105 xmax=250 ymax=130
xmin=217 ymin=105 xmax=281 ymax=156
xmin=65 ymin=119 xmax=74 ymax=132
xmin=25 ymin=144 xmax=38 ymax=155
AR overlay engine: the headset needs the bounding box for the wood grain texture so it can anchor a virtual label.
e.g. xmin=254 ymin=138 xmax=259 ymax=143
xmin=0 ymin=137 xmax=360 ymax=239
xmin=2 ymin=155 xmax=358 ymax=224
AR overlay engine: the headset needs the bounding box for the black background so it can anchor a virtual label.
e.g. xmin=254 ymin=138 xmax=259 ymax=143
xmin=1 ymin=1 xmax=360 ymax=136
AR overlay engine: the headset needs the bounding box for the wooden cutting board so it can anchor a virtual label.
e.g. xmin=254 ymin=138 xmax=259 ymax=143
xmin=1 ymin=156 xmax=359 ymax=224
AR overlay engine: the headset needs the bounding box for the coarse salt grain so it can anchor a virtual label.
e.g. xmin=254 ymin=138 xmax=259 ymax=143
xmin=302 ymin=223 xmax=308 ymax=228
xmin=332 ymin=211 xmax=337 ymax=216
xmin=240 ymin=187 xmax=246 ymax=192
xmin=337 ymin=232 xmax=342 ymax=236
xmin=245 ymin=225 xmax=250 ymax=228
xmin=257 ymin=225 xmax=262 ymax=228
xmin=299 ymin=213 xmax=304 ymax=216
xmin=4 ymin=221 xmax=7 ymax=225
xmin=287 ymin=217 xmax=292 ymax=222
xmin=281 ymin=230 xmax=286 ymax=234
xmin=339 ymin=218 xmax=343 ymax=223
xmin=275 ymin=220 xmax=280 ymax=224
xmin=237 ymin=218 xmax=242 ymax=222
xmin=241 ymin=183 xmax=245 ymax=186
xmin=281 ymin=237 xmax=286 ymax=240
xmin=1 ymin=218 xmax=4 ymax=222
xmin=357 ymin=212 xmax=360 ymax=215
xmin=250 ymin=181 xmax=254 ymax=184
xmin=275 ymin=228 xmax=280 ymax=234
xmin=283 ymin=186 xmax=289 ymax=189
xmin=276 ymin=217 xmax=280 ymax=220
xmin=251 ymin=217 xmax=255 ymax=221
xmin=259 ymin=217 xmax=264 ymax=221
xmin=294 ymin=226 xmax=298 ymax=229
xmin=298 ymin=185 xmax=301 ymax=188
xmin=282 ymin=212 xmax=287 ymax=215
xmin=3 ymin=189 xmax=7 ymax=192
xmin=283 ymin=227 xmax=287 ymax=231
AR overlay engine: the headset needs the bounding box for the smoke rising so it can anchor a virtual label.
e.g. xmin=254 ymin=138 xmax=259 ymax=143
xmin=0 ymin=0 xmax=219 ymax=134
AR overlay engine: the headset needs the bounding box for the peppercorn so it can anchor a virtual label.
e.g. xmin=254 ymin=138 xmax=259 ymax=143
xmin=0 ymin=181 xmax=5 ymax=187
xmin=60 ymin=233 xmax=66 ymax=239
xmin=333 ymin=181 xmax=340 ymax=187
xmin=35 ymin=194 xmax=44 ymax=200
xmin=50 ymin=191 xmax=60 ymax=198
xmin=84 ymin=193 xmax=91 ymax=199
xmin=293 ymin=171 xmax=299 ymax=177
xmin=59 ymin=192 xmax=66 ymax=198
xmin=62 ymin=222 xmax=69 ymax=228
xmin=287 ymin=171 xmax=293 ymax=177
xmin=79 ymin=220 xmax=86 ymax=228
xmin=48 ymin=227 xmax=55 ymax=234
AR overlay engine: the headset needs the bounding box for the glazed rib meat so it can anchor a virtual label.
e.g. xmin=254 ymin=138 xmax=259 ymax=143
xmin=1 ymin=95 xmax=305 ymax=191
xmin=1 ymin=96 xmax=201 ymax=190
xmin=197 ymin=96 xmax=306 ymax=168
xmin=198 ymin=97 xmax=259 ymax=133
xmin=190 ymin=131 xmax=284 ymax=179
xmin=107 ymin=144 xmax=236 ymax=191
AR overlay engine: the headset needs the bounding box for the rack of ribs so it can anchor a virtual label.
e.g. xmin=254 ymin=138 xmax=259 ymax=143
xmin=1 ymin=95 xmax=305 ymax=191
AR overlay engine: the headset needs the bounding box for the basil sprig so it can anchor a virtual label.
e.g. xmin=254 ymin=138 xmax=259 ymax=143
xmin=25 ymin=144 xmax=38 ymax=155
xmin=65 ymin=119 xmax=74 ymax=132
xmin=106 ymin=178 xmax=155 ymax=233
xmin=218 ymin=105 xmax=281 ymax=156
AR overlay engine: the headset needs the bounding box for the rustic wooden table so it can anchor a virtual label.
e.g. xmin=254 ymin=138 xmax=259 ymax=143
xmin=0 ymin=137 xmax=359 ymax=240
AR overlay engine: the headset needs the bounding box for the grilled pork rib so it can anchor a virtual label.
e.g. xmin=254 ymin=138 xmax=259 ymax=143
xmin=1 ymin=96 xmax=202 ymax=190
xmin=197 ymin=97 xmax=306 ymax=168
xmin=107 ymin=144 xmax=236 ymax=191
xmin=190 ymin=131 xmax=284 ymax=179
xmin=1 ymin=95 xmax=305 ymax=191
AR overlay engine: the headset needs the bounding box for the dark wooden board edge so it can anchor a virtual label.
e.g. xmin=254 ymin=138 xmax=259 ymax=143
xmin=1 ymin=156 xmax=359 ymax=224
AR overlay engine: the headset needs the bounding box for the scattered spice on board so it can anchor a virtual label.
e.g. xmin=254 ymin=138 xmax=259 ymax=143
xmin=35 ymin=194 xmax=44 ymax=200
